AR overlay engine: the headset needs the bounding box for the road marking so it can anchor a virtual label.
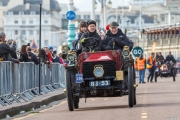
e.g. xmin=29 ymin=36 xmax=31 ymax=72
xmin=142 ymin=113 xmax=147 ymax=115
xmin=104 ymin=98 xmax=108 ymax=100
xmin=60 ymin=101 xmax=67 ymax=104
xmin=141 ymin=116 xmax=148 ymax=119
xmin=90 ymin=98 xmax=96 ymax=101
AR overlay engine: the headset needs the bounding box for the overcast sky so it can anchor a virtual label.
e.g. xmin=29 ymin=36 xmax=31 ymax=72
xmin=57 ymin=0 xmax=130 ymax=11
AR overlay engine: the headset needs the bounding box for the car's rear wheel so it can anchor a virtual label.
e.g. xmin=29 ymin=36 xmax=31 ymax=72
xmin=172 ymin=69 xmax=176 ymax=82
xmin=155 ymin=72 xmax=158 ymax=82
xmin=128 ymin=65 xmax=134 ymax=107
xmin=133 ymin=67 xmax=136 ymax=105
xmin=66 ymin=69 xmax=74 ymax=111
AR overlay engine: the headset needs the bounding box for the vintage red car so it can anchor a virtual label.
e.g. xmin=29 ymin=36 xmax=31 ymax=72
xmin=64 ymin=37 xmax=137 ymax=111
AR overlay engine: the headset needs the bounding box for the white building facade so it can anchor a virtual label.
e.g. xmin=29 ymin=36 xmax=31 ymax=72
xmin=3 ymin=0 xmax=61 ymax=50
xmin=130 ymin=0 xmax=165 ymax=6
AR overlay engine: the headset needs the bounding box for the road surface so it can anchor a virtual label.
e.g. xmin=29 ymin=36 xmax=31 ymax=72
xmin=14 ymin=75 xmax=180 ymax=120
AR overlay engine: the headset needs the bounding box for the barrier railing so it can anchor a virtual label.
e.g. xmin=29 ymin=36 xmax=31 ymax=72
xmin=0 ymin=62 xmax=66 ymax=106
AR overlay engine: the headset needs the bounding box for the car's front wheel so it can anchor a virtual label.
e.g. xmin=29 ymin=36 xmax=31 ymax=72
xmin=66 ymin=69 xmax=74 ymax=111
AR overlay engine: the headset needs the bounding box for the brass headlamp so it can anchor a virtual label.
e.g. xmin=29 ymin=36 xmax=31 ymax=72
xmin=122 ymin=46 xmax=130 ymax=59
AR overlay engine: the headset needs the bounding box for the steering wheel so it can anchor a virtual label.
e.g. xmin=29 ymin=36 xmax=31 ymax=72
xmin=81 ymin=37 xmax=99 ymax=51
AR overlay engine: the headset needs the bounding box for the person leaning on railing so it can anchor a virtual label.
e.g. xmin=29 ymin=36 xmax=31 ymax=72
xmin=0 ymin=32 xmax=19 ymax=63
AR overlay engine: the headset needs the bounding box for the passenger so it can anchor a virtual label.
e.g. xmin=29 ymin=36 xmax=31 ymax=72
xmin=156 ymin=52 xmax=164 ymax=64
xmin=79 ymin=20 xmax=102 ymax=52
xmin=72 ymin=21 xmax=87 ymax=51
xmin=102 ymin=21 xmax=134 ymax=53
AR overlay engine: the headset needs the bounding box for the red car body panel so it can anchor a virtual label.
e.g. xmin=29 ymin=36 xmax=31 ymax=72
xmin=78 ymin=50 xmax=121 ymax=73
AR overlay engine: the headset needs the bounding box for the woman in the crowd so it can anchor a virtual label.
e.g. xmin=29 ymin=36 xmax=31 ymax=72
xmin=72 ymin=21 xmax=87 ymax=51
xmin=19 ymin=45 xmax=29 ymax=62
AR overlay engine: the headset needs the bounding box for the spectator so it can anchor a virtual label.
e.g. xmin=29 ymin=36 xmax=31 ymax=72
xmin=32 ymin=48 xmax=39 ymax=57
xmin=44 ymin=46 xmax=53 ymax=67
xmin=19 ymin=45 xmax=29 ymax=62
xmin=26 ymin=46 xmax=39 ymax=65
xmin=52 ymin=51 xmax=60 ymax=63
xmin=7 ymin=39 xmax=18 ymax=59
xmin=59 ymin=53 xmax=68 ymax=66
xmin=0 ymin=32 xmax=19 ymax=63
xmin=39 ymin=48 xmax=50 ymax=64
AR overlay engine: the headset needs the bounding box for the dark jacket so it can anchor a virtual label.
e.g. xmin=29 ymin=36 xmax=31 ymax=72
xmin=19 ymin=53 xmax=29 ymax=62
xmin=102 ymin=29 xmax=134 ymax=51
xmin=72 ymin=32 xmax=83 ymax=50
xmin=156 ymin=55 xmax=164 ymax=62
xmin=0 ymin=42 xmax=19 ymax=63
xmin=80 ymin=30 xmax=102 ymax=52
xmin=166 ymin=55 xmax=176 ymax=63
xmin=53 ymin=56 xmax=61 ymax=63
xmin=28 ymin=52 xmax=39 ymax=65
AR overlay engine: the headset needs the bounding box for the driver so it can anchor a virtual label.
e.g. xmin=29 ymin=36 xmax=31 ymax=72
xmin=166 ymin=51 xmax=176 ymax=64
xmin=102 ymin=21 xmax=134 ymax=53
xmin=79 ymin=20 xmax=102 ymax=52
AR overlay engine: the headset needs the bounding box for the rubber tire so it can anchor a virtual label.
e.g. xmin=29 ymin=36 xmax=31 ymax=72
xmin=66 ymin=70 xmax=74 ymax=111
xmin=133 ymin=67 xmax=136 ymax=105
xmin=74 ymin=98 xmax=79 ymax=109
xmin=172 ymin=69 xmax=176 ymax=82
xmin=155 ymin=72 xmax=157 ymax=82
xmin=128 ymin=65 xmax=134 ymax=108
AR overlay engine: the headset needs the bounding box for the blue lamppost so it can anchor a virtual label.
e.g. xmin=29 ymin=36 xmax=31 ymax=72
xmin=67 ymin=0 xmax=76 ymax=50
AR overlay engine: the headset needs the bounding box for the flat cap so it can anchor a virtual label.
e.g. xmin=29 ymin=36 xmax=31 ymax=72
xmin=110 ymin=21 xmax=119 ymax=27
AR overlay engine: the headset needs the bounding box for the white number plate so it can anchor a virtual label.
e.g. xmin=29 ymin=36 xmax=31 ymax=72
xmin=89 ymin=80 xmax=110 ymax=87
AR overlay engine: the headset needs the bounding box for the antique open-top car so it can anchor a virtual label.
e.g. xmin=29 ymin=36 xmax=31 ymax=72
xmin=64 ymin=37 xmax=137 ymax=111
xmin=155 ymin=61 xmax=176 ymax=82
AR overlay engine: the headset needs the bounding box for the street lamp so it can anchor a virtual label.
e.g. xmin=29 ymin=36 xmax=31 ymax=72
xmin=107 ymin=0 xmax=112 ymax=8
xmin=98 ymin=0 xmax=112 ymax=27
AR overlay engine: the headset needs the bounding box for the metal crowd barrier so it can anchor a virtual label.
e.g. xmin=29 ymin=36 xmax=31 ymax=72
xmin=0 ymin=62 xmax=66 ymax=106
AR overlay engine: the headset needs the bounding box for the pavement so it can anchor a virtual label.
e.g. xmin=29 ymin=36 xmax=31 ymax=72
xmin=11 ymin=74 xmax=180 ymax=120
xmin=0 ymin=88 xmax=66 ymax=119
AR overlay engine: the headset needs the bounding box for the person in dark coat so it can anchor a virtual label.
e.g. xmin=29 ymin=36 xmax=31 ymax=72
xmin=79 ymin=20 xmax=102 ymax=52
xmin=165 ymin=51 xmax=176 ymax=63
xmin=26 ymin=46 xmax=39 ymax=65
xmin=102 ymin=21 xmax=134 ymax=53
xmin=156 ymin=52 xmax=164 ymax=64
xmin=0 ymin=32 xmax=19 ymax=63
xmin=52 ymin=51 xmax=60 ymax=63
xmin=72 ymin=21 xmax=87 ymax=50
xmin=19 ymin=45 xmax=29 ymax=62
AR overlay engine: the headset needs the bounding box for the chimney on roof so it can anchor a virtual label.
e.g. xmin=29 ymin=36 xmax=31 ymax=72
xmin=26 ymin=3 xmax=30 ymax=10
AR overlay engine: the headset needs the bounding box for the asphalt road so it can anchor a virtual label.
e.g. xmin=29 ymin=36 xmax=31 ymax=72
xmin=13 ymin=74 xmax=180 ymax=120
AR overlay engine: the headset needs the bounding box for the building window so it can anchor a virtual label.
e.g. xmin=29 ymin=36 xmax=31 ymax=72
xmin=62 ymin=14 xmax=65 ymax=18
xmin=76 ymin=15 xmax=81 ymax=19
xmin=29 ymin=20 xmax=33 ymax=24
xmin=44 ymin=40 xmax=48 ymax=46
xmin=44 ymin=20 xmax=48 ymax=24
xmin=161 ymin=16 xmax=165 ymax=21
xmin=42 ymin=11 xmax=46 ymax=15
xmin=3 ymin=12 xmax=6 ymax=15
xmin=136 ymin=21 xmax=139 ymax=25
xmin=83 ymin=15 xmax=87 ymax=19
xmin=15 ymin=30 xmax=18 ymax=35
xmin=29 ymin=30 xmax=33 ymax=35
xmin=96 ymin=15 xmax=100 ymax=19
xmin=171 ymin=16 xmax=174 ymax=20
xmin=21 ymin=30 xmax=26 ymax=35
xmin=30 ymin=11 xmax=36 ymax=15
xmin=87 ymin=15 xmax=90 ymax=19
xmin=37 ymin=30 xmax=39 ymax=35
xmin=0 ymin=2 xmax=2 ymax=6
xmin=19 ymin=11 xmax=24 ymax=15
xmin=22 ymin=21 xmax=26 ymax=24
xmin=131 ymin=19 xmax=135 ymax=24
xmin=14 ymin=20 xmax=18 ymax=24
xmin=8 ymin=12 xmax=13 ymax=15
